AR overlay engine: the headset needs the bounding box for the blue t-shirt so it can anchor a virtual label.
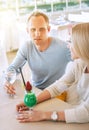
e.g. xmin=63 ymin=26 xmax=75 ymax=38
xmin=9 ymin=37 xmax=71 ymax=89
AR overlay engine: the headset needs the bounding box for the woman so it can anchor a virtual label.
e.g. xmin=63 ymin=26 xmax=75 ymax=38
xmin=16 ymin=23 xmax=89 ymax=123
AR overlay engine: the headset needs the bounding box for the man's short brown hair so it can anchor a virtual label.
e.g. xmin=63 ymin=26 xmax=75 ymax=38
xmin=27 ymin=10 xmax=49 ymax=24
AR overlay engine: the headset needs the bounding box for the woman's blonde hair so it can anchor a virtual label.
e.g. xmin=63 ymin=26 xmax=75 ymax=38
xmin=72 ymin=23 xmax=89 ymax=63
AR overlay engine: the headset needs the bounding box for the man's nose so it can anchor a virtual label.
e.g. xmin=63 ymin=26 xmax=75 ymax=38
xmin=35 ymin=30 xmax=40 ymax=36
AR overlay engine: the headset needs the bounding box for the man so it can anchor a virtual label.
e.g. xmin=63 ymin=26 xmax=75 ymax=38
xmin=5 ymin=11 xmax=71 ymax=94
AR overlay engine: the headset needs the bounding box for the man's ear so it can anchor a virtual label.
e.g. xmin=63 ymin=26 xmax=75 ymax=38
xmin=26 ymin=27 xmax=29 ymax=33
xmin=48 ymin=26 xmax=51 ymax=32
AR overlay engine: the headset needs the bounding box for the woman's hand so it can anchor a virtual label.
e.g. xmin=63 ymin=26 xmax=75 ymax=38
xmin=16 ymin=102 xmax=29 ymax=112
xmin=16 ymin=110 xmax=47 ymax=122
xmin=16 ymin=110 xmax=65 ymax=123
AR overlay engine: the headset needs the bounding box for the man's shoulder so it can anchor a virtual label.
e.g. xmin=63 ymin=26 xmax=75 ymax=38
xmin=20 ymin=39 xmax=33 ymax=49
xmin=52 ymin=37 xmax=65 ymax=42
xmin=52 ymin=37 xmax=67 ymax=46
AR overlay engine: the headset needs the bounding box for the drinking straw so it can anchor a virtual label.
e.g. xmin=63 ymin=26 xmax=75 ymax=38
xmin=19 ymin=67 xmax=26 ymax=87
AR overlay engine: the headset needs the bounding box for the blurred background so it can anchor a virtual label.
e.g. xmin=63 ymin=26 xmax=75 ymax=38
xmin=0 ymin=0 xmax=89 ymax=52
xmin=0 ymin=0 xmax=89 ymax=80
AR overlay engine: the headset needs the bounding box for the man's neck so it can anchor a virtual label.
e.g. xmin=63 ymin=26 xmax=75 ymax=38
xmin=36 ymin=37 xmax=52 ymax=52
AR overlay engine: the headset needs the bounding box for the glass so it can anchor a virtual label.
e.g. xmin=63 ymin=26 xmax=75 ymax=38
xmin=24 ymin=91 xmax=37 ymax=110
xmin=23 ymin=81 xmax=37 ymax=110
xmin=3 ymin=69 xmax=16 ymax=98
xmin=19 ymin=67 xmax=37 ymax=110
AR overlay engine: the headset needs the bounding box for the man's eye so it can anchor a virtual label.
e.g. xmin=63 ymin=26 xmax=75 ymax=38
xmin=31 ymin=29 xmax=35 ymax=32
xmin=40 ymin=28 xmax=45 ymax=31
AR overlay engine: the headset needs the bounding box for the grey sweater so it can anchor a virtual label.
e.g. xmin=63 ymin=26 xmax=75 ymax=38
xmin=8 ymin=37 xmax=71 ymax=89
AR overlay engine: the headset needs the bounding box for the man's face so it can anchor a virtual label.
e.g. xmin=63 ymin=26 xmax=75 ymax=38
xmin=27 ymin=16 xmax=50 ymax=46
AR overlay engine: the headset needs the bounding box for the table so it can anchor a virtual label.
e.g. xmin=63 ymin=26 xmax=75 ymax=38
xmin=0 ymin=80 xmax=89 ymax=130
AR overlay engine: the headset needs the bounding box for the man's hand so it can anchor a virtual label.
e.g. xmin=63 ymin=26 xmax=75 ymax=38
xmin=4 ymin=82 xmax=16 ymax=95
xmin=16 ymin=102 xmax=29 ymax=112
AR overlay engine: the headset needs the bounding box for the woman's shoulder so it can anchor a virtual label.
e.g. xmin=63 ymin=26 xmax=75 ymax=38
xmin=74 ymin=59 xmax=85 ymax=67
xmin=72 ymin=59 xmax=86 ymax=74
xmin=66 ymin=59 xmax=85 ymax=71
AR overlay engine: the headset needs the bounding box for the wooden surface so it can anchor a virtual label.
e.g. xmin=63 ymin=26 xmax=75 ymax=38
xmin=0 ymin=80 xmax=89 ymax=130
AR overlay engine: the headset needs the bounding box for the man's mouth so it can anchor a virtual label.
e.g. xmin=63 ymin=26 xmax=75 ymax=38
xmin=34 ymin=39 xmax=41 ymax=41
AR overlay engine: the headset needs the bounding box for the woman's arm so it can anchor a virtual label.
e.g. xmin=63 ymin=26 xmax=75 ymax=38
xmin=37 ymin=90 xmax=51 ymax=103
xmin=16 ymin=61 xmax=76 ymax=111
xmin=16 ymin=110 xmax=65 ymax=122
xmin=16 ymin=90 xmax=51 ymax=111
